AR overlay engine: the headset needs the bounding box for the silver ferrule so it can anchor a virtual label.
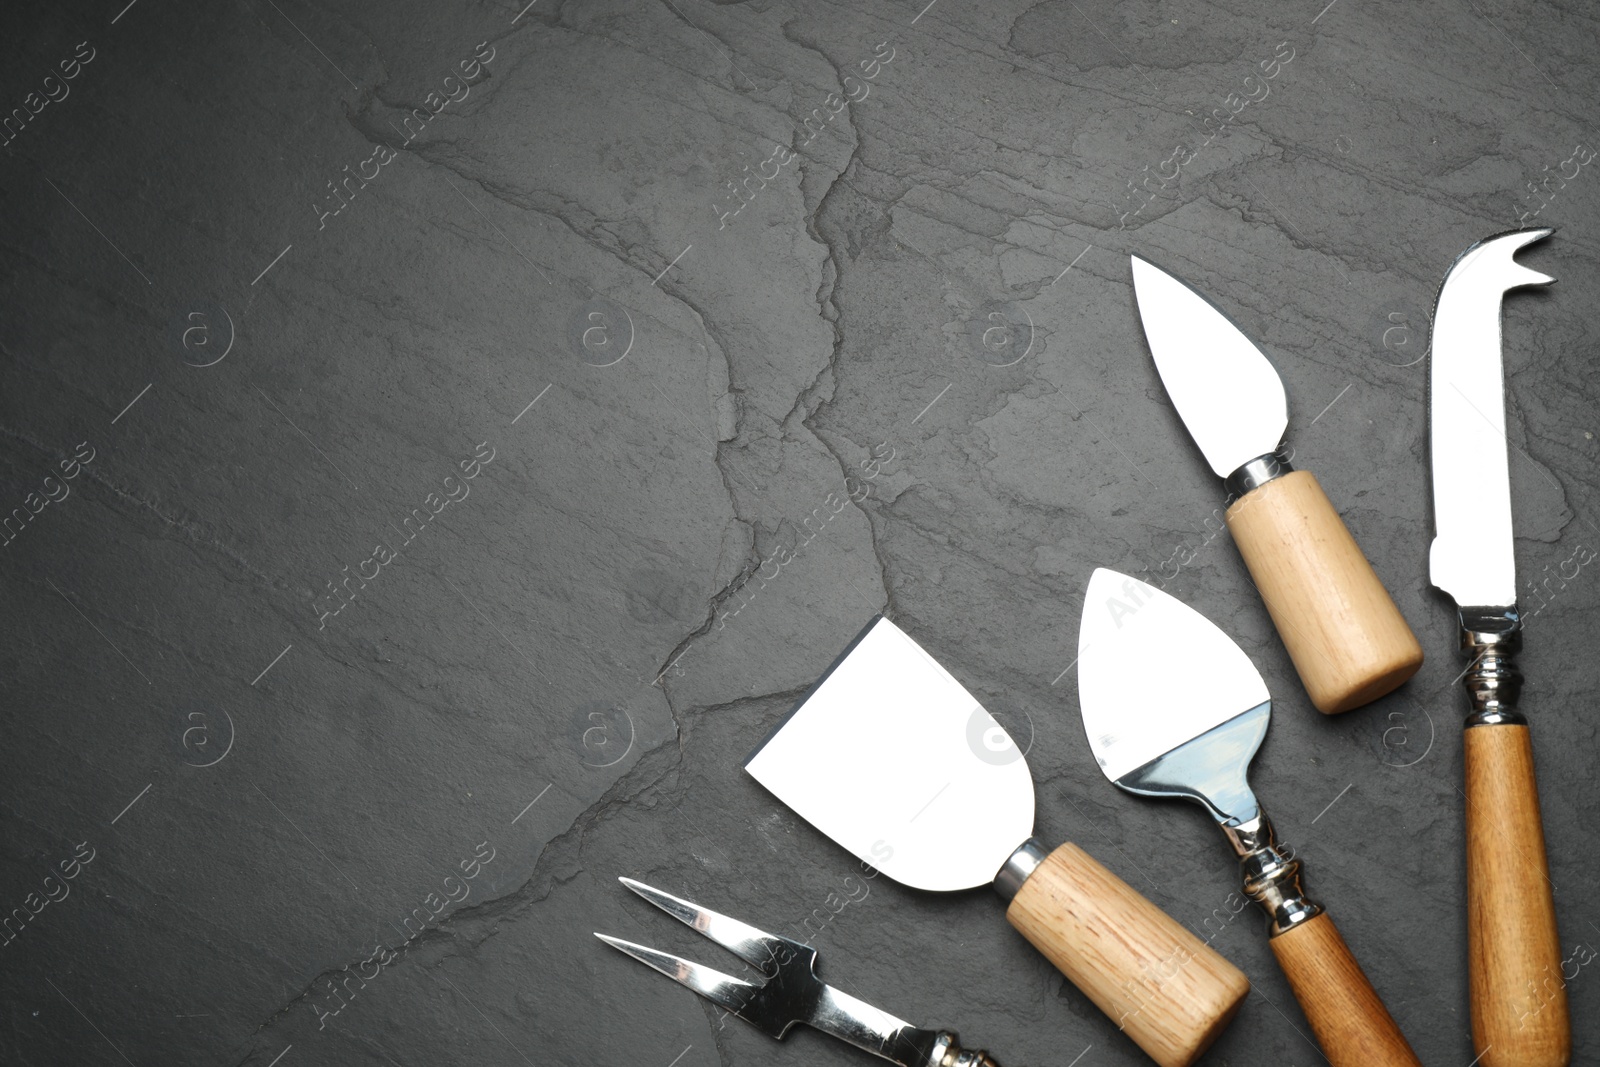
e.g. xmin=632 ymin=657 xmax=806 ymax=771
xmin=1459 ymin=607 xmax=1525 ymax=727
xmin=1223 ymin=448 xmax=1294 ymax=500
xmin=1221 ymin=812 xmax=1321 ymax=938
xmin=925 ymin=1031 xmax=1000 ymax=1067
xmin=992 ymin=838 xmax=1046 ymax=902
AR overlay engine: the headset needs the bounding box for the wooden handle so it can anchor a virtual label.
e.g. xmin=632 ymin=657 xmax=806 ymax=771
xmin=1465 ymin=724 xmax=1571 ymax=1067
xmin=1225 ymin=470 xmax=1422 ymax=713
xmin=1006 ymin=843 xmax=1249 ymax=1067
xmin=1268 ymin=912 xmax=1421 ymax=1066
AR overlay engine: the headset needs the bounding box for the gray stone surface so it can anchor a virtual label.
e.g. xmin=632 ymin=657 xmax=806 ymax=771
xmin=2 ymin=0 xmax=1597 ymax=1064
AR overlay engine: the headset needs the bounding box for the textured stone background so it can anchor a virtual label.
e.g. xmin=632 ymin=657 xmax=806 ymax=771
xmin=2 ymin=1 xmax=1597 ymax=1065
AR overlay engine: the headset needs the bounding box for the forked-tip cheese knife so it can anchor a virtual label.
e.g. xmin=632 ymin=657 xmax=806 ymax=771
xmin=1428 ymin=227 xmax=1570 ymax=1067
xmin=745 ymin=616 xmax=1249 ymax=1067
xmin=1130 ymin=255 xmax=1423 ymax=713
xmin=1077 ymin=567 xmax=1422 ymax=1067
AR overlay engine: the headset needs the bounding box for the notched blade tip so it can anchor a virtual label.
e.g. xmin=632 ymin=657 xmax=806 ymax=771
xmin=1433 ymin=227 xmax=1558 ymax=317
xmin=1505 ymin=227 xmax=1557 ymax=284
xmin=1462 ymin=225 xmax=1555 ymax=262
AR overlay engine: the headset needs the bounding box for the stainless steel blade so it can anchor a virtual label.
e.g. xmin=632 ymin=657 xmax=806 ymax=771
xmin=1076 ymin=568 xmax=1269 ymax=782
xmin=744 ymin=617 xmax=1035 ymax=892
xmin=1131 ymin=255 xmax=1289 ymax=478
xmin=1428 ymin=228 xmax=1555 ymax=610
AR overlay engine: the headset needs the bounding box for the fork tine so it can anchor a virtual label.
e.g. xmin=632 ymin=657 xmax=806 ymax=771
xmin=618 ymin=877 xmax=810 ymax=971
xmin=594 ymin=933 xmax=758 ymax=1016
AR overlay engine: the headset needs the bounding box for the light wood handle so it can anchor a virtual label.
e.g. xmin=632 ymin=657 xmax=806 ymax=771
xmin=1006 ymin=843 xmax=1249 ymax=1067
xmin=1268 ymin=912 xmax=1421 ymax=1066
xmin=1465 ymin=724 xmax=1571 ymax=1067
xmin=1225 ymin=470 xmax=1423 ymax=713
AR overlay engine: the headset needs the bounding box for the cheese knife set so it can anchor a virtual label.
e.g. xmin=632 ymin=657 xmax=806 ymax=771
xmin=596 ymin=229 xmax=1571 ymax=1067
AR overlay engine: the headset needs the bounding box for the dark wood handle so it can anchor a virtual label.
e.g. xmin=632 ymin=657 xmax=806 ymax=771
xmin=1006 ymin=843 xmax=1249 ymax=1067
xmin=1225 ymin=470 xmax=1423 ymax=713
xmin=1465 ymin=724 xmax=1571 ymax=1067
xmin=1268 ymin=912 xmax=1421 ymax=1066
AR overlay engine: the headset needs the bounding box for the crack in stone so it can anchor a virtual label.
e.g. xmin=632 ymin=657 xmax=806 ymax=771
xmin=654 ymin=0 xmax=766 ymax=95
xmin=330 ymin=116 xmax=670 ymax=295
xmin=0 ymin=422 xmax=280 ymax=591
xmin=230 ymin=729 xmax=684 ymax=1059
xmin=650 ymin=548 xmax=761 ymax=689
xmin=788 ymin=117 xmax=905 ymax=621
xmin=228 ymin=676 xmax=818 ymax=1065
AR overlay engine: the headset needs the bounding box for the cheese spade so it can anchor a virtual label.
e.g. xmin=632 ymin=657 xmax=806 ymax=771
xmin=745 ymin=616 xmax=1248 ymax=1067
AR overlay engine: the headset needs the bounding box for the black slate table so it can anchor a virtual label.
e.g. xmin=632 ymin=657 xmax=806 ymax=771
xmin=3 ymin=1 xmax=1597 ymax=1064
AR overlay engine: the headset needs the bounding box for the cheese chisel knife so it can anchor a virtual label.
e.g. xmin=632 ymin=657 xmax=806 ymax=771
xmin=1428 ymin=227 xmax=1570 ymax=1067
xmin=1131 ymin=255 xmax=1423 ymax=713
xmin=745 ymin=617 xmax=1249 ymax=1067
xmin=1077 ymin=568 xmax=1423 ymax=1067
xmin=598 ymin=877 xmax=1000 ymax=1066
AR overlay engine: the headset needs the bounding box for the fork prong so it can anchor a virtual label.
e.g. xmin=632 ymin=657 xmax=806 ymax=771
xmin=594 ymin=933 xmax=758 ymax=1016
xmin=619 ymin=877 xmax=810 ymax=972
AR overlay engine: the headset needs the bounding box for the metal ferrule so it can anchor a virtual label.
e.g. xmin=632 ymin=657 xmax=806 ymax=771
xmin=926 ymin=1031 xmax=1000 ymax=1067
xmin=992 ymin=838 xmax=1046 ymax=902
xmin=1223 ymin=447 xmax=1294 ymax=500
xmin=1220 ymin=811 xmax=1322 ymax=938
xmin=1459 ymin=607 xmax=1526 ymax=727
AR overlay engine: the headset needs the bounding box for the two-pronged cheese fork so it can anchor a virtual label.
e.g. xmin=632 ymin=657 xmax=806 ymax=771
xmin=596 ymin=877 xmax=999 ymax=1067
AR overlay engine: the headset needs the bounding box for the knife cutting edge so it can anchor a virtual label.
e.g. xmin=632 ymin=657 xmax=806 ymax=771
xmin=1130 ymin=255 xmax=1423 ymax=714
xmin=1428 ymin=227 xmax=1570 ymax=1067
xmin=744 ymin=616 xmax=1249 ymax=1067
xmin=1077 ymin=568 xmax=1422 ymax=1067
xmin=597 ymin=877 xmax=1001 ymax=1067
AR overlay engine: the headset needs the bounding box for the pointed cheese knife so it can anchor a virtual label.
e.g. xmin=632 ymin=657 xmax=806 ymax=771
xmin=1076 ymin=568 xmax=1422 ymax=1067
xmin=1429 ymin=228 xmax=1569 ymax=1067
xmin=746 ymin=616 xmax=1249 ymax=1067
xmin=1131 ymin=255 xmax=1423 ymax=713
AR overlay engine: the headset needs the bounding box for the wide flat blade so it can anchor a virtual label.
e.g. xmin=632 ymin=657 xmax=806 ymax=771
xmin=744 ymin=617 xmax=1035 ymax=892
xmin=1076 ymin=568 xmax=1268 ymax=782
xmin=1428 ymin=228 xmax=1555 ymax=610
xmin=1131 ymin=255 xmax=1288 ymax=477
